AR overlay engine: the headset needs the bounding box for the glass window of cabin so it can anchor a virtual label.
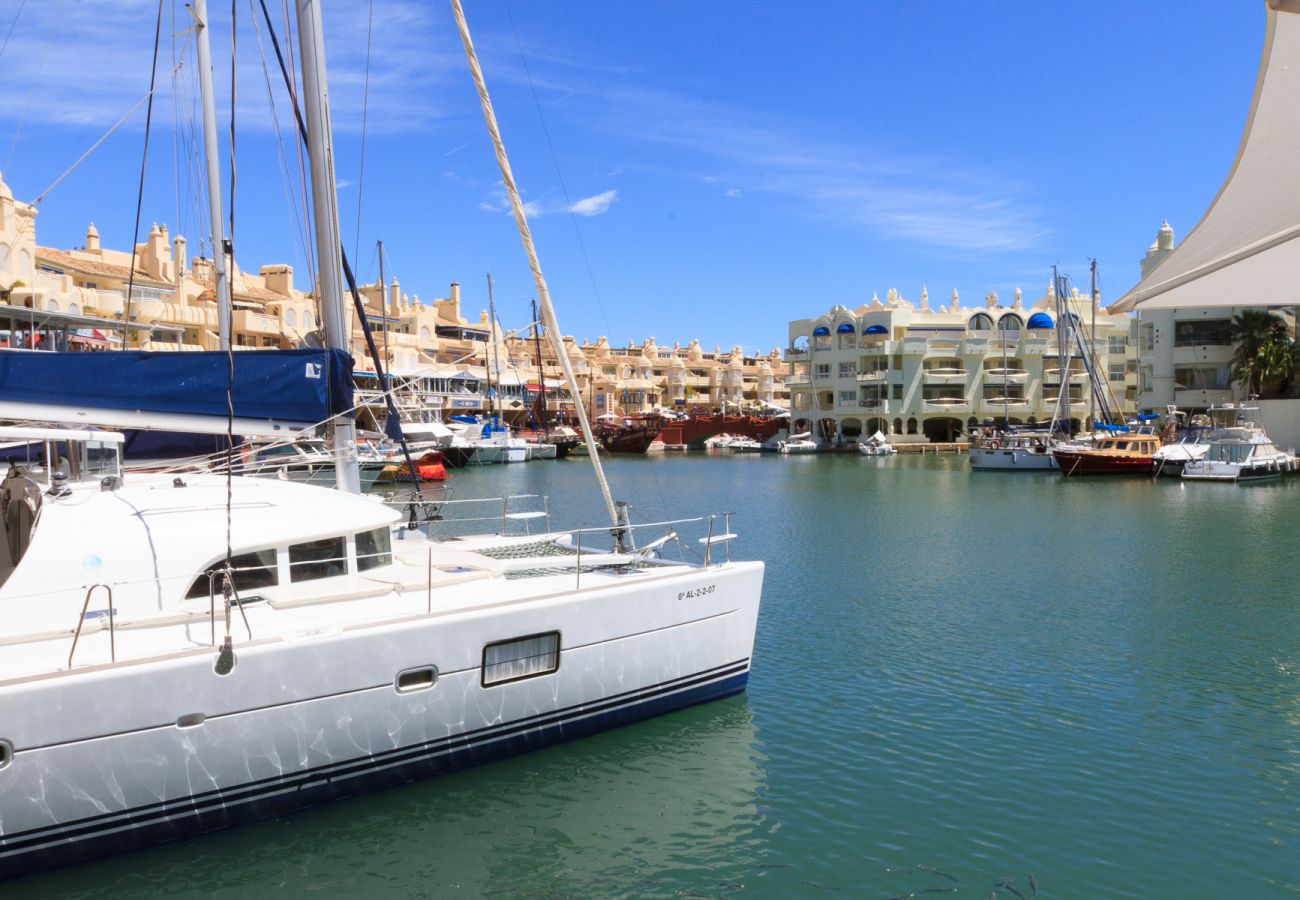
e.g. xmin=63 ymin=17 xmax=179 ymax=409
xmin=482 ymin=632 xmax=560 ymax=687
xmin=356 ymin=527 xmax=392 ymax=571
xmin=185 ymin=548 xmax=279 ymax=599
xmin=1174 ymin=320 xmax=1230 ymax=347
xmin=289 ymin=536 xmax=347 ymax=583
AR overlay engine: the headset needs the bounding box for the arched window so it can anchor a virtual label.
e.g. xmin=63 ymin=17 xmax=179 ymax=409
xmin=906 ymin=417 xmax=918 ymax=434
xmin=969 ymin=313 xmax=994 ymax=332
xmin=67 ymin=303 xmax=80 ymax=316
xmin=863 ymin=324 xmax=888 ymax=335
xmin=893 ymin=417 xmax=903 ymax=435
xmin=46 ymin=299 xmax=60 ymax=313
xmin=998 ymin=313 xmax=1022 ymax=332
xmin=836 ymin=322 xmax=855 ymax=333
xmin=285 ymin=309 xmax=298 ymax=329
xmin=812 ymin=325 xmax=831 ymax=336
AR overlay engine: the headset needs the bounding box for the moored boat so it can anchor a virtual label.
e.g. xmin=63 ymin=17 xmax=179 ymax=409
xmin=1052 ymin=431 xmax=1162 ymax=475
xmin=969 ymin=429 xmax=1057 ymax=471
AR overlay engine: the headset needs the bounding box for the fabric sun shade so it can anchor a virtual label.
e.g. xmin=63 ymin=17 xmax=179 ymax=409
xmin=1113 ymin=2 xmax=1300 ymax=312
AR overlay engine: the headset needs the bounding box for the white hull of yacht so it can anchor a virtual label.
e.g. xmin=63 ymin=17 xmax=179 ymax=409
xmin=968 ymin=447 xmax=1058 ymax=470
xmin=0 ymin=555 xmax=761 ymax=875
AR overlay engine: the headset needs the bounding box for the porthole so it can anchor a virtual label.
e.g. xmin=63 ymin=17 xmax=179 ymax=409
xmin=395 ymin=665 xmax=438 ymax=694
xmin=176 ymin=713 xmax=206 ymax=729
xmin=0 ymin=739 xmax=13 ymax=771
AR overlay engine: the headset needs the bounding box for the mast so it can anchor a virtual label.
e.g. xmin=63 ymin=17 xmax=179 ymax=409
xmin=378 ymin=239 xmax=389 ymax=381
xmin=1089 ymin=259 xmax=1097 ymax=429
xmin=295 ymin=0 xmax=360 ymax=493
xmin=486 ymin=273 xmax=501 ymax=426
xmin=1001 ymin=314 xmax=1009 ymax=427
xmin=452 ymin=0 xmax=620 ymax=532
xmin=531 ymin=297 xmax=549 ymax=431
xmin=191 ymin=0 xmax=232 ymax=350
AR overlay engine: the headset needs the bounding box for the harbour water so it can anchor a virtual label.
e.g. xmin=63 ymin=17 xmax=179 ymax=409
xmin=13 ymin=454 xmax=1300 ymax=897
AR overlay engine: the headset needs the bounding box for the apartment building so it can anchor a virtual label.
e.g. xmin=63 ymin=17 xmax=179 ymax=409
xmin=786 ymin=285 xmax=1138 ymax=443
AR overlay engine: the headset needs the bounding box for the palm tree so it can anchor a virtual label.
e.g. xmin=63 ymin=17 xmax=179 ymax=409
xmin=1225 ymin=310 xmax=1291 ymax=397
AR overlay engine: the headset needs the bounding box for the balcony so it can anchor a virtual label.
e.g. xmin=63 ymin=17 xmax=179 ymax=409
xmin=233 ymin=309 xmax=281 ymax=336
xmin=1174 ymin=388 xmax=1233 ymax=408
xmin=979 ymin=397 xmax=1030 ymax=410
xmin=922 ymin=369 xmax=967 ymax=385
xmin=858 ymin=399 xmax=890 ymax=411
xmin=982 ymin=368 xmax=1028 ymax=384
xmin=785 ymin=347 xmax=808 ymax=359
xmin=856 ymin=370 xmax=888 ymax=382
xmin=922 ymin=398 xmax=970 ymax=412
xmin=1043 ymin=368 xmax=1089 ymax=383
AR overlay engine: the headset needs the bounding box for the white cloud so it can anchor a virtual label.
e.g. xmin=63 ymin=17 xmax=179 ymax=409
xmin=724 ymin=188 xmax=741 ymax=198
xmin=0 ymin=0 xmax=457 ymax=134
xmin=569 ymin=190 xmax=616 ymax=217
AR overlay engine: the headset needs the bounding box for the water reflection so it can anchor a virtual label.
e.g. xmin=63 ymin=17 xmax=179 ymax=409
xmin=12 ymin=700 xmax=768 ymax=899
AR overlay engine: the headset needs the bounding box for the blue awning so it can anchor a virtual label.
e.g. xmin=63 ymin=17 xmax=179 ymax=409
xmin=812 ymin=326 xmax=830 ymax=336
xmin=1026 ymin=312 xmax=1054 ymax=329
xmin=863 ymin=324 xmax=888 ymax=335
xmin=836 ymin=323 xmax=855 ymax=333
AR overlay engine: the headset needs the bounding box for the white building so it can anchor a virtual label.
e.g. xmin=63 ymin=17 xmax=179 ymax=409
xmin=786 ymin=285 xmax=1138 ymax=444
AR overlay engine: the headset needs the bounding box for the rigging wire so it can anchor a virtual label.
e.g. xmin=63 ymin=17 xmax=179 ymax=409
xmin=122 ymin=0 xmax=168 ymax=346
xmin=225 ymin=0 xmax=240 ymax=574
xmin=502 ymin=0 xmax=611 ymax=339
xmin=0 ymin=0 xmax=29 ymax=65
xmin=246 ymin=0 xmax=314 ymax=277
xmin=352 ymin=0 xmax=374 ymax=264
xmin=30 ymin=57 xmax=186 ymax=207
xmin=4 ymin=0 xmax=67 ymax=174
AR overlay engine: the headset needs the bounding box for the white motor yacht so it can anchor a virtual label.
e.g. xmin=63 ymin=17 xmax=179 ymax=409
xmin=778 ymin=432 xmax=818 ymax=455
xmin=1182 ymin=429 xmax=1297 ymax=482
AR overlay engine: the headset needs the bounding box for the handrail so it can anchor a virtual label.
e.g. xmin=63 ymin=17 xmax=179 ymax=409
xmin=68 ymin=584 xmax=114 ymax=668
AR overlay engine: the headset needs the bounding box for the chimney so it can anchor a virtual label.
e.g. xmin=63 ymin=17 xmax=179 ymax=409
xmin=85 ymin=222 xmax=101 ymax=253
xmin=388 ymin=277 xmax=399 ymax=314
xmin=260 ymin=264 xmax=294 ymax=296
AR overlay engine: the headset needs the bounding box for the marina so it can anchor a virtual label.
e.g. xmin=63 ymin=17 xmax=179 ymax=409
xmin=1 ymin=0 xmax=1299 ymax=895
xmin=8 ymin=452 xmax=1300 ymax=897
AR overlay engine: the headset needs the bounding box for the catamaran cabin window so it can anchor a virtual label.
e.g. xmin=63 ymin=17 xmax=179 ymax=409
xmin=356 ymin=527 xmax=392 ymax=572
xmin=290 ymin=536 xmax=347 ymax=582
xmin=482 ymin=632 xmax=560 ymax=687
xmin=185 ymin=549 xmax=278 ymax=599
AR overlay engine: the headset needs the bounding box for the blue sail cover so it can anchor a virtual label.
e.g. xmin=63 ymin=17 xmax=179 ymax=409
xmin=0 ymin=348 xmax=353 ymax=428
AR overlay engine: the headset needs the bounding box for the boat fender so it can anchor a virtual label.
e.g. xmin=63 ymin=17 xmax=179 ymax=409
xmin=988 ymin=439 xmax=999 ymax=449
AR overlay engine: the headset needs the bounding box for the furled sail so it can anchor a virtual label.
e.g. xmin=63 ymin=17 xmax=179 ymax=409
xmin=0 ymin=348 xmax=353 ymax=435
xmin=1112 ymin=1 xmax=1300 ymax=312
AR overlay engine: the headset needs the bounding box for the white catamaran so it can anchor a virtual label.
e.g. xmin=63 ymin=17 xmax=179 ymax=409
xmin=0 ymin=0 xmax=763 ymax=875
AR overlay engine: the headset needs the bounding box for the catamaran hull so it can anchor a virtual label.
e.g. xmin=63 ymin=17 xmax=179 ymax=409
xmin=0 ymin=562 xmax=762 ymax=877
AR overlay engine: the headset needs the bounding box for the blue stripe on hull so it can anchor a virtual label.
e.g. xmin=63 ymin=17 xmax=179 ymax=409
xmin=1 ymin=667 xmax=748 ymax=878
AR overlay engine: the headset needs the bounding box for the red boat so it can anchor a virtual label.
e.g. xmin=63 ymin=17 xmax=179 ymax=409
xmin=656 ymin=413 xmax=786 ymax=449
xmin=393 ymin=450 xmax=450 ymax=482
xmin=1051 ymin=432 xmax=1162 ymax=475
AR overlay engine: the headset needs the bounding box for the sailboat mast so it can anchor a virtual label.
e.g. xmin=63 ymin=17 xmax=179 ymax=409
xmin=452 ymin=0 xmax=620 ymax=532
xmin=486 ymin=273 xmax=501 ymax=425
xmin=531 ymin=297 xmax=549 ymax=431
xmin=191 ymin=0 xmax=232 ymax=350
xmin=379 ymin=239 xmax=389 ymax=378
xmin=295 ymin=0 xmax=360 ymax=494
xmin=1089 ymin=259 xmax=1097 ymax=428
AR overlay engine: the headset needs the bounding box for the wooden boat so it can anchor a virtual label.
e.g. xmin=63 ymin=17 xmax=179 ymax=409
xmin=595 ymin=415 xmax=664 ymax=454
xmin=1052 ymin=432 xmax=1162 ymax=475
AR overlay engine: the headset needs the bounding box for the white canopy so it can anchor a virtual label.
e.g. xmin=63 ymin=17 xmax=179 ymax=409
xmin=1113 ymin=2 xmax=1300 ymax=312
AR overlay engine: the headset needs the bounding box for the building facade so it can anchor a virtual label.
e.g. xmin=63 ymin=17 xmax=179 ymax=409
xmin=786 ymin=285 xmax=1139 ymax=443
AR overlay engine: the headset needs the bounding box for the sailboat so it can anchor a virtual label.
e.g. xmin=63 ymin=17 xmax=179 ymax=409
xmin=0 ymin=0 xmax=763 ymax=876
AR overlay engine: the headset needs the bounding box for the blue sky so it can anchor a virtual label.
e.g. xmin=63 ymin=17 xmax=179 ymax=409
xmin=0 ymin=0 xmax=1266 ymax=352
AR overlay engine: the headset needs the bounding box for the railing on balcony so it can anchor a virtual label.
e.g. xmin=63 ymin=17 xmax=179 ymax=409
xmin=856 ymin=370 xmax=888 ymax=382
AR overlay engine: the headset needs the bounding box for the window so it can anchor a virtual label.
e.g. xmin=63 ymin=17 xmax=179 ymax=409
xmin=839 ymin=390 xmax=857 ymax=403
xmin=1109 ymin=363 xmax=1127 ymax=383
xmin=1174 ymin=320 xmax=1230 ymax=347
xmin=814 ymin=363 xmax=831 ymax=379
xmin=838 ymin=361 xmax=856 ymax=377
xmin=1174 ymin=366 xmax=1228 ymax=390
xmin=482 ymin=632 xmax=560 ymax=687
xmin=922 ymin=386 xmax=963 ymax=400
xmin=356 ymin=527 xmax=392 ymax=571
xmin=186 ymin=548 xmax=278 ymax=599
xmin=1108 ymin=335 xmax=1127 ymax=354
xmin=982 ymin=385 xmax=1024 ymax=400
xmin=892 ymin=384 xmax=903 ymax=400
xmin=289 ymin=536 xmax=347 ymax=583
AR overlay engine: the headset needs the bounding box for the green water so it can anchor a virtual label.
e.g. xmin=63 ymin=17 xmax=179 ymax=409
xmin=14 ymin=455 xmax=1300 ymax=898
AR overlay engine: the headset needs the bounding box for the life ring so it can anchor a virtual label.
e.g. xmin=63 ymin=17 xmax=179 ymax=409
xmin=988 ymin=439 xmax=1000 ymax=449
